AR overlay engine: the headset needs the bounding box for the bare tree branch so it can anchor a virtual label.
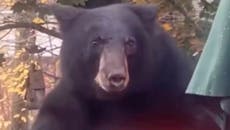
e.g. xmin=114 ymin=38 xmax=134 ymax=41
xmin=43 ymin=71 xmax=60 ymax=81
xmin=0 ymin=29 xmax=12 ymax=40
xmin=47 ymin=46 xmax=61 ymax=51
xmin=0 ymin=22 xmax=62 ymax=39
xmin=1 ymin=33 xmax=36 ymax=44
xmin=43 ymin=49 xmax=59 ymax=56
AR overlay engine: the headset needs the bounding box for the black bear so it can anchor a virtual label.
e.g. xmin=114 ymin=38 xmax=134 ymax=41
xmin=32 ymin=4 xmax=219 ymax=130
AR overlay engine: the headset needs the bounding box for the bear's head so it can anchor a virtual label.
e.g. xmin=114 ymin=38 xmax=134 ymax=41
xmin=51 ymin=4 xmax=159 ymax=98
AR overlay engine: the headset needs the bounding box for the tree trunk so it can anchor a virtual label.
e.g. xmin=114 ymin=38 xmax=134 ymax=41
xmin=11 ymin=11 xmax=36 ymax=130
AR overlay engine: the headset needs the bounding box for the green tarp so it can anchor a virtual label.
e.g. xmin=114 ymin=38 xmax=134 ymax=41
xmin=186 ymin=0 xmax=230 ymax=97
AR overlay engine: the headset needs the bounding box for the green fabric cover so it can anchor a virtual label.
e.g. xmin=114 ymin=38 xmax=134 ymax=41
xmin=186 ymin=0 xmax=230 ymax=97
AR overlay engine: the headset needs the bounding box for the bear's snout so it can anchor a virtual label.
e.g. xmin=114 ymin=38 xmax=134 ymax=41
xmin=95 ymin=46 xmax=129 ymax=93
xmin=108 ymin=69 xmax=126 ymax=88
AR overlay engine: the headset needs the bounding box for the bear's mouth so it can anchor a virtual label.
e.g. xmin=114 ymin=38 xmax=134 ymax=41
xmin=94 ymin=48 xmax=130 ymax=93
xmin=94 ymin=63 xmax=130 ymax=93
xmin=95 ymin=74 xmax=128 ymax=93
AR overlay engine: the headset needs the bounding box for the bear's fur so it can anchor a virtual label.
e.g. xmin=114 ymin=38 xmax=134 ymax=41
xmin=32 ymin=4 xmax=219 ymax=130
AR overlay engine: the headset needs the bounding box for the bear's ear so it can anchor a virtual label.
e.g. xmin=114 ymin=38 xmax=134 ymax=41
xmin=49 ymin=4 xmax=85 ymax=30
xmin=128 ymin=4 xmax=157 ymax=24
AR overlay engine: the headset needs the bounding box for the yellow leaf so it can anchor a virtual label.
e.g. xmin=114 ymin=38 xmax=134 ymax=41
xmin=13 ymin=63 xmax=23 ymax=73
xmin=12 ymin=82 xmax=18 ymax=88
xmin=3 ymin=0 xmax=15 ymax=6
xmin=40 ymin=0 xmax=48 ymax=4
xmin=32 ymin=17 xmax=45 ymax=24
xmin=0 ymin=74 xmax=8 ymax=80
xmin=17 ymin=80 xmax=26 ymax=88
xmin=162 ymin=23 xmax=173 ymax=31
xmin=21 ymin=108 xmax=26 ymax=112
xmin=3 ymin=121 xmax=11 ymax=127
xmin=132 ymin=0 xmax=146 ymax=4
xmin=13 ymin=114 xmax=20 ymax=118
xmin=8 ymin=87 xmax=19 ymax=93
xmin=23 ymin=69 xmax=29 ymax=75
xmin=18 ymin=89 xmax=26 ymax=96
xmin=21 ymin=116 xmax=27 ymax=123
xmin=5 ymin=80 xmax=12 ymax=87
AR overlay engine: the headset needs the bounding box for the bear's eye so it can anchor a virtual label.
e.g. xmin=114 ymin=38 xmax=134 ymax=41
xmin=125 ymin=37 xmax=137 ymax=55
xmin=91 ymin=36 xmax=106 ymax=47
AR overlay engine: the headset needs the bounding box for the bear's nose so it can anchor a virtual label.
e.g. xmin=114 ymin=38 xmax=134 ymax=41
xmin=108 ymin=73 xmax=126 ymax=88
